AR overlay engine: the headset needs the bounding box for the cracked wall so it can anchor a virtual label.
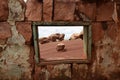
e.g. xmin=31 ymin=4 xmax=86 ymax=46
xmin=0 ymin=0 xmax=120 ymax=80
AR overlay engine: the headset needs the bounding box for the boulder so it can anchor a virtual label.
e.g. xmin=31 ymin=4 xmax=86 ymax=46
xmin=69 ymin=33 xmax=81 ymax=40
xmin=69 ymin=31 xmax=83 ymax=40
xmin=48 ymin=33 xmax=65 ymax=42
xmin=39 ymin=37 xmax=49 ymax=44
xmin=79 ymin=31 xmax=83 ymax=40
xmin=49 ymin=33 xmax=59 ymax=42
xmin=58 ymin=33 xmax=65 ymax=41
xmin=56 ymin=43 xmax=65 ymax=52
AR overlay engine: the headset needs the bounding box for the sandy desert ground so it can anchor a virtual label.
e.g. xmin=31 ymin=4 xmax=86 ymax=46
xmin=39 ymin=39 xmax=87 ymax=61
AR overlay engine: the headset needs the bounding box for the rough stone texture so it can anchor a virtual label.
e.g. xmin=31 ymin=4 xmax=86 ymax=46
xmin=8 ymin=0 xmax=25 ymax=22
xmin=96 ymin=2 xmax=114 ymax=21
xmin=34 ymin=65 xmax=43 ymax=80
xmin=34 ymin=64 xmax=71 ymax=80
xmin=43 ymin=0 xmax=53 ymax=21
xmin=16 ymin=22 xmax=32 ymax=43
xmin=28 ymin=46 xmax=34 ymax=79
xmin=0 ymin=22 xmax=11 ymax=40
xmin=75 ymin=1 xmax=96 ymax=21
xmin=93 ymin=36 xmax=120 ymax=80
xmin=7 ymin=25 xmax=25 ymax=46
xmin=92 ymin=22 xmax=105 ymax=44
xmin=0 ymin=39 xmax=7 ymax=45
xmin=54 ymin=1 xmax=75 ymax=21
xmin=0 ymin=0 xmax=120 ymax=80
xmin=90 ymin=22 xmax=120 ymax=80
xmin=55 ymin=0 xmax=77 ymax=2
xmin=72 ymin=64 xmax=88 ymax=80
xmin=0 ymin=22 xmax=32 ymax=79
xmin=0 ymin=45 xmax=31 ymax=80
xmin=48 ymin=64 xmax=71 ymax=80
xmin=107 ymin=22 xmax=119 ymax=40
xmin=117 ymin=3 xmax=120 ymax=21
xmin=115 ymin=0 xmax=120 ymax=2
xmin=25 ymin=0 xmax=42 ymax=21
xmin=0 ymin=0 xmax=9 ymax=21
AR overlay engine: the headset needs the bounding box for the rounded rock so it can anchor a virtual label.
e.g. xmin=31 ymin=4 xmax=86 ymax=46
xmin=56 ymin=43 xmax=65 ymax=52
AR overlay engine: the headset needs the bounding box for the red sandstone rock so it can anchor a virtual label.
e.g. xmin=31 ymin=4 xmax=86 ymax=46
xmin=92 ymin=23 xmax=105 ymax=44
xmin=0 ymin=22 xmax=11 ymax=39
xmin=55 ymin=0 xmax=76 ymax=2
xmin=114 ymin=0 xmax=120 ymax=2
xmin=43 ymin=0 xmax=53 ymax=21
xmin=69 ymin=33 xmax=81 ymax=40
xmin=117 ymin=3 xmax=120 ymax=22
xmin=0 ymin=0 xmax=9 ymax=21
xmin=19 ymin=0 xmax=26 ymax=7
xmin=107 ymin=22 xmax=119 ymax=40
xmin=76 ymin=1 xmax=96 ymax=21
xmin=56 ymin=43 xmax=65 ymax=51
xmin=25 ymin=0 xmax=42 ymax=21
xmin=39 ymin=37 xmax=50 ymax=44
xmin=48 ymin=33 xmax=65 ymax=42
xmin=16 ymin=22 xmax=32 ymax=43
xmin=0 ymin=39 xmax=7 ymax=45
xmin=54 ymin=1 xmax=75 ymax=21
xmin=96 ymin=2 xmax=114 ymax=21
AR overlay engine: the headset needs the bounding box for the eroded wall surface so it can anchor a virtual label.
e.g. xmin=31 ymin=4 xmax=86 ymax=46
xmin=0 ymin=0 xmax=120 ymax=80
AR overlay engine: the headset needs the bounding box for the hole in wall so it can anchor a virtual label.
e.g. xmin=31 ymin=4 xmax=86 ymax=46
xmin=23 ymin=0 xmax=28 ymax=3
xmin=32 ymin=22 xmax=92 ymax=64
xmin=37 ymin=26 xmax=89 ymax=62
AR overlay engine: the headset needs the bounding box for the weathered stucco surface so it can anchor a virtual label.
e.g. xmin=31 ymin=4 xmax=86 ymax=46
xmin=0 ymin=0 xmax=120 ymax=80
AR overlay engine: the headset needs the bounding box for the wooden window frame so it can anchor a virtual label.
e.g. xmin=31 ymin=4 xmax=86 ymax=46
xmin=32 ymin=21 xmax=92 ymax=65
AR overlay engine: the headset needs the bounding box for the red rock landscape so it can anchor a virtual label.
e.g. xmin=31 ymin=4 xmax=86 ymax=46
xmin=39 ymin=39 xmax=87 ymax=61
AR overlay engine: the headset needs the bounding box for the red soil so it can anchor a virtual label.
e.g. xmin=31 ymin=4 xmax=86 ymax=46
xmin=39 ymin=39 xmax=87 ymax=61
